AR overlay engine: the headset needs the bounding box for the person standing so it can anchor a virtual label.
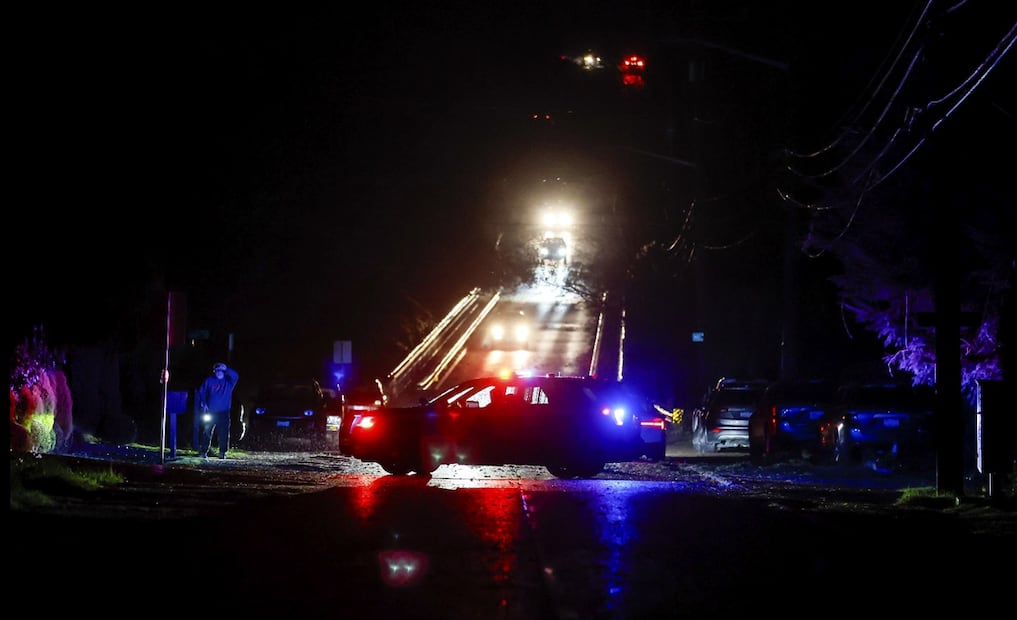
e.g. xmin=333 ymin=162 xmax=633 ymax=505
xmin=195 ymin=362 xmax=239 ymax=459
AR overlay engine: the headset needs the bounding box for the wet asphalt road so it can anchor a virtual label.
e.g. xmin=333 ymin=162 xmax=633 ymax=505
xmin=11 ymin=437 xmax=1016 ymax=618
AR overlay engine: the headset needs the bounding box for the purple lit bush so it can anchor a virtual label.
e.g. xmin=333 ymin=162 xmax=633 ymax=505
xmin=9 ymin=327 xmax=73 ymax=454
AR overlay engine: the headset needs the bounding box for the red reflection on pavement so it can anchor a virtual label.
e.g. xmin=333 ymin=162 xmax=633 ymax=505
xmin=463 ymin=488 xmax=520 ymax=586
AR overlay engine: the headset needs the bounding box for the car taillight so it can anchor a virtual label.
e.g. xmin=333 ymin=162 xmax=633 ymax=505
xmin=640 ymin=418 xmax=666 ymax=431
xmin=355 ymin=415 xmax=376 ymax=430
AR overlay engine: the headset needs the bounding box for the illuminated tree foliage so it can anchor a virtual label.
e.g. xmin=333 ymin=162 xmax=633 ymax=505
xmin=784 ymin=2 xmax=1014 ymax=405
xmin=798 ymin=161 xmax=1011 ymax=406
xmin=9 ymin=326 xmax=74 ymax=453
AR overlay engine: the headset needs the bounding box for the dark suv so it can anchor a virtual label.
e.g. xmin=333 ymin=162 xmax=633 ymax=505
xmin=814 ymin=382 xmax=937 ymax=472
xmin=691 ymin=378 xmax=770 ymax=454
xmin=243 ymin=381 xmax=342 ymax=449
xmin=345 ymin=373 xmax=648 ymax=478
xmin=748 ymin=378 xmax=836 ymax=464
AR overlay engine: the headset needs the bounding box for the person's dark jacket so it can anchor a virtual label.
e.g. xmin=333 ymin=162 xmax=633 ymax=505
xmin=195 ymin=367 xmax=239 ymax=414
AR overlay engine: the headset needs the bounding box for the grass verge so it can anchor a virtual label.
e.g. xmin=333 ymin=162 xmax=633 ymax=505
xmin=9 ymin=453 xmax=126 ymax=511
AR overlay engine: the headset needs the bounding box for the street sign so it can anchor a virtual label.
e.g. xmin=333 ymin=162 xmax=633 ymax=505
xmin=334 ymin=340 xmax=352 ymax=364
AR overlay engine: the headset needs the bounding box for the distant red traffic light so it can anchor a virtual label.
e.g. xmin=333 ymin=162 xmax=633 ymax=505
xmin=620 ymin=55 xmax=646 ymax=73
xmin=619 ymin=54 xmax=646 ymax=87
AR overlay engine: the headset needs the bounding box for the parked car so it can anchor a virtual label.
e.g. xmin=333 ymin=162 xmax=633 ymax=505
xmin=243 ymin=381 xmax=342 ymax=449
xmin=748 ymin=378 xmax=836 ymax=465
xmin=345 ymin=374 xmax=650 ymax=478
xmin=814 ymin=381 xmax=937 ymax=472
xmin=690 ymin=378 xmax=769 ymax=454
xmin=337 ymin=379 xmax=388 ymax=456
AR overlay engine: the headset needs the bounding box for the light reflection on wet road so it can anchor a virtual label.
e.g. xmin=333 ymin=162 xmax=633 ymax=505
xmin=13 ymin=444 xmax=1012 ymax=619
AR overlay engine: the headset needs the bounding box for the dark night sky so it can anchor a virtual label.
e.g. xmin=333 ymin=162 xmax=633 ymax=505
xmin=9 ymin=2 xmax=1015 ymax=385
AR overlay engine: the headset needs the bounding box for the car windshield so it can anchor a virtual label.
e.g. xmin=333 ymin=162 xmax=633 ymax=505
xmin=781 ymin=381 xmax=835 ymax=402
xmin=713 ymin=390 xmax=762 ymax=407
xmin=260 ymin=385 xmax=320 ymax=403
xmin=847 ymin=386 xmax=935 ymax=410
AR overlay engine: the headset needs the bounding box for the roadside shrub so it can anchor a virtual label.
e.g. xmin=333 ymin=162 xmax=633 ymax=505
xmin=9 ymin=327 xmax=72 ymax=454
xmin=50 ymin=369 xmax=74 ymax=451
xmin=26 ymin=410 xmax=56 ymax=453
xmin=10 ymin=390 xmax=33 ymax=452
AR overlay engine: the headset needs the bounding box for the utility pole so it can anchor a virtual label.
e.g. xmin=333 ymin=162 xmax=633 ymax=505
xmin=934 ymin=190 xmax=964 ymax=497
